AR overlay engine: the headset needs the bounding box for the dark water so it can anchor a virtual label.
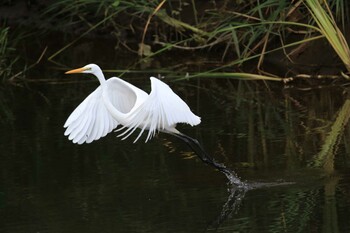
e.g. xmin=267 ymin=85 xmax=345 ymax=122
xmin=1 ymin=70 xmax=350 ymax=232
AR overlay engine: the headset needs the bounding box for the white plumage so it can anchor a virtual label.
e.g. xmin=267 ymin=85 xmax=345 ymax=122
xmin=64 ymin=64 xmax=201 ymax=144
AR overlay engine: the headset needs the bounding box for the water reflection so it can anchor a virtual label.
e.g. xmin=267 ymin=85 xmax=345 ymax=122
xmin=312 ymin=98 xmax=350 ymax=171
xmin=208 ymin=184 xmax=247 ymax=231
xmin=1 ymin=78 xmax=350 ymax=232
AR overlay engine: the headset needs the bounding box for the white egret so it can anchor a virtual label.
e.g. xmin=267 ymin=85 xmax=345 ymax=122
xmin=64 ymin=64 xmax=239 ymax=182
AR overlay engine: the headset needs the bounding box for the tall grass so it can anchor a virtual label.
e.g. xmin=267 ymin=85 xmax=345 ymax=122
xmin=0 ymin=0 xmax=348 ymax=82
xmin=0 ymin=27 xmax=11 ymax=80
xmin=0 ymin=27 xmax=18 ymax=82
xmin=305 ymin=0 xmax=350 ymax=73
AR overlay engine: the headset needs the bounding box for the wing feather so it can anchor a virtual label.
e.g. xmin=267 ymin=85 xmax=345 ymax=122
xmin=120 ymin=77 xmax=201 ymax=142
xmin=68 ymin=100 xmax=95 ymax=141
xmin=64 ymin=85 xmax=119 ymax=144
xmin=83 ymin=101 xmax=99 ymax=144
xmin=72 ymin=101 xmax=96 ymax=143
xmin=89 ymin=102 xmax=103 ymax=141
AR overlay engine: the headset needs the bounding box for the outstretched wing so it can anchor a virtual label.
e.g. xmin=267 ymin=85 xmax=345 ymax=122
xmin=119 ymin=77 xmax=201 ymax=142
xmin=64 ymin=85 xmax=119 ymax=144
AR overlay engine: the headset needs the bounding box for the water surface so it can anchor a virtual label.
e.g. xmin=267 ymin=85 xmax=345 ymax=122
xmin=1 ymin=71 xmax=350 ymax=232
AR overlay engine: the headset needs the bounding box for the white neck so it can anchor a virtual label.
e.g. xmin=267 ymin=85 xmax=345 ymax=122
xmin=93 ymin=68 xmax=106 ymax=85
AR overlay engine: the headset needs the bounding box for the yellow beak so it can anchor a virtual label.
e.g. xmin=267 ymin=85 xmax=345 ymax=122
xmin=65 ymin=67 xmax=87 ymax=74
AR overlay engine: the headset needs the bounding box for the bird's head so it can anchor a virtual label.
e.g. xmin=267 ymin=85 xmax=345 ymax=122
xmin=65 ymin=64 xmax=102 ymax=75
xmin=65 ymin=64 xmax=106 ymax=84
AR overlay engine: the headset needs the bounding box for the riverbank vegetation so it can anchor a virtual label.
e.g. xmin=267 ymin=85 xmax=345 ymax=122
xmin=0 ymin=0 xmax=350 ymax=83
xmin=0 ymin=27 xmax=17 ymax=81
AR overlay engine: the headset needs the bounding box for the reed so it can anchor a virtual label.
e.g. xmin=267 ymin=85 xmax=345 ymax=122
xmin=305 ymin=0 xmax=350 ymax=72
xmin=2 ymin=0 xmax=350 ymax=82
xmin=0 ymin=27 xmax=15 ymax=81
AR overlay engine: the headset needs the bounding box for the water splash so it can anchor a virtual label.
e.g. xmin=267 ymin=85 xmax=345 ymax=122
xmin=223 ymin=168 xmax=247 ymax=188
xmin=207 ymin=178 xmax=295 ymax=231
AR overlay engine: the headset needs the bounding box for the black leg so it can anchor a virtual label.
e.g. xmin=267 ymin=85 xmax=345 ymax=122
xmin=170 ymin=132 xmax=245 ymax=187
